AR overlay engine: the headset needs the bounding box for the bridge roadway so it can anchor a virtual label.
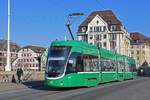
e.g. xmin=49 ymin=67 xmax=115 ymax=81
xmin=0 ymin=77 xmax=149 ymax=100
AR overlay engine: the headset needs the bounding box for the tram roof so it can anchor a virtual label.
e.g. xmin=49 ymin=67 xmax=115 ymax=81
xmin=51 ymin=40 xmax=98 ymax=49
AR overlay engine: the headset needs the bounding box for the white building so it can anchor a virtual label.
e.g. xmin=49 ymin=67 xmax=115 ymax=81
xmin=77 ymin=10 xmax=131 ymax=56
xmin=12 ymin=45 xmax=46 ymax=71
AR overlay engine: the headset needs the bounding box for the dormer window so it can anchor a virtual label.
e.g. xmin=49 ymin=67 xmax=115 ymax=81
xmin=111 ymin=25 xmax=116 ymax=31
xmin=103 ymin=26 xmax=106 ymax=32
xmin=82 ymin=27 xmax=87 ymax=33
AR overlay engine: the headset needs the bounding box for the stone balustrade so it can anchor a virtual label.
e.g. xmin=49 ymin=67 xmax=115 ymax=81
xmin=0 ymin=71 xmax=45 ymax=83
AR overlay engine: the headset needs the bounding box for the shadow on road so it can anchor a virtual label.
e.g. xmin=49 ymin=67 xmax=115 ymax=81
xmin=22 ymin=81 xmax=84 ymax=91
xmin=22 ymin=81 xmax=57 ymax=91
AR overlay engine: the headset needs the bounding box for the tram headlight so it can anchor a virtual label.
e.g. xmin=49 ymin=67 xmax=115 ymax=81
xmin=50 ymin=81 xmax=53 ymax=84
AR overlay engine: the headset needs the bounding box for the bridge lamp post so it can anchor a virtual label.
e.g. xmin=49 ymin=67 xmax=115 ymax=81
xmin=5 ymin=0 xmax=11 ymax=71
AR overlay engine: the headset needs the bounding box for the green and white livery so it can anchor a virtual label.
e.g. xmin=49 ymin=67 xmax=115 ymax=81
xmin=45 ymin=40 xmax=136 ymax=87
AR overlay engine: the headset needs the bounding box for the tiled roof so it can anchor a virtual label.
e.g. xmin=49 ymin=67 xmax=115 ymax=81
xmin=130 ymin=32 xmax=150 ymax=45
xmin=77 ymin=10 xmax=122 ymax=33
xmin=81 ymin=10 xmax=122 ymax=26
xmin=0 ymin=40 xmax=20 ymax=51
xmin=22 ymin=45 xmax=46 ymax=53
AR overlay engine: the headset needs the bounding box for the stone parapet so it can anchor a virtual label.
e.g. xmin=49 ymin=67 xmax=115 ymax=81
xmin=0 ymin=71 xmax=45 ymax=83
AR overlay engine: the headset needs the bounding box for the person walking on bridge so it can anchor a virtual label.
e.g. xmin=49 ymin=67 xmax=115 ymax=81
xmin=17 ymin=68 xmax=23 ymax=83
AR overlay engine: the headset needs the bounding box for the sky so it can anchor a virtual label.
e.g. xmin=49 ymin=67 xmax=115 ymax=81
xmin=0 ymin=0 xmax=150 ymax=48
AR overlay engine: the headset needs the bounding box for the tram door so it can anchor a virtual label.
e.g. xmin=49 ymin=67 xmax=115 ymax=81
xmin=98 ymin=48 xmax=101 ymax=82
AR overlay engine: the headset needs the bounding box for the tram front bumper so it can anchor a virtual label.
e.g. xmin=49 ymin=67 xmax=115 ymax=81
xmin=45 ymin=78 xmax=65 ymax=87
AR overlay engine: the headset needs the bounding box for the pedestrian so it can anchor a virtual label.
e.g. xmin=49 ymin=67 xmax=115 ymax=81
xmin=17 ymin=68 xmax=23 ymax=83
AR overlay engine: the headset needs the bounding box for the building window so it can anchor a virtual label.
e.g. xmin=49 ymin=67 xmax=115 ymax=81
xmin=110 ymin=34 xmax=117 ymax=40
xmin=96 ymin=34 xmax=101 ymax=41
xmin=131 ymin=50 xmax=134 ymax=54
xmin=111 ymin=25 xmax=116 ymax=31
xmin=96 ymin=20 xmax=99 ymax=24
xmin=0 ymin=53 xmax=3 ymax=56
xmin=137 ymin=57 xmax=139 ymax=60
xmin=82 ymin=35 xmax=88 ymax=42
xmin=143 ymin=45 xmax=145 ymax=48
xmin=99 ymin=27 xmax=102 ymax=32
xmin=82 ymin=27 xmax=87 ymax=33
xmin=89 ymin=35 xmax=93 ymax=40
xmin=103 ymin=34 xmax=107 ymax=39
xmin=96 ymin=27 xmax=99 ymax=32
xmin=103 ymin=26 xmax=106 ymax=32
xmin=143 ymin=51 xmax=145 ymax=54
xmin=94 ymin=27 xmax=96 ymax=32
xmin=137 ymin=50 xmax=139 ymax=54
xmin=103 ymin=42 xmax=107 ymax=47
xmin=90 ymin=27 xmax=93 ymax=32
xmin=110 ymin=41 xmax=116 ymax=49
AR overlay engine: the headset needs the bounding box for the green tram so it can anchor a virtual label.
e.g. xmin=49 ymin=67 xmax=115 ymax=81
xmin=45 ymin=40 xmax=137 ymax=87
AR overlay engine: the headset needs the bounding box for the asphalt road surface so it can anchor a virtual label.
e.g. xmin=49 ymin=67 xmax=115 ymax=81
xmin=0 ymin=77 xmax=149 ymax=100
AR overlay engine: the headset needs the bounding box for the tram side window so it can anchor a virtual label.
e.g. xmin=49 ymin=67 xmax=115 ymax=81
xmin=125 ymin=63 xmax=130 ymax=72
xmin=118 ymin=61 xmax=124 ymax=72
xmin=101 ymin=58 xmax=116 ymax=72
xmin=132 ymin=64 xmax=136 ymax=72
xmin=66 ymin=52 xmax=83 ymax=74
xmin=83 ymin=55 xmax=99 ymax=72
xmin=129 ymin=64 xmax=133 ymax=72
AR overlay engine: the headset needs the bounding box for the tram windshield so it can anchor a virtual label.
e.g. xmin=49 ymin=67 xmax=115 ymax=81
xmin=46 ymin=46 xmax=71 ymax=77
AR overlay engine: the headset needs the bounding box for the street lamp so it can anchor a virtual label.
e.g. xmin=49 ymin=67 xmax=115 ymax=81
xmin=5 ymin=0 xmax=11 ymax=71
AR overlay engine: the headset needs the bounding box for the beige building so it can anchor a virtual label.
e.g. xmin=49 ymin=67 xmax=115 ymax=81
xmin=77 ymin=10 xmax=131 ymax=57
xmin=130 ymin=32 xmax=150 ymax=69
xmin=0 ymin=40 xmax=20 ymax=71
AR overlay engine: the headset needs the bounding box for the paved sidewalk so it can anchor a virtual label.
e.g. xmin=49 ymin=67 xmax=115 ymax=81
xmin=0 ymin=81 xmax=45 ymax=92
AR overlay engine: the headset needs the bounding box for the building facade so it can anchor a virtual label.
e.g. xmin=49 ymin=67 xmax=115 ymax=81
xmin=0 ymin=40 xmax=20 ymax=71
xmin=130 ymin=32 xmax=150 ymax=69
xmin=12 ymin=45 xmax=46 ymax=71
xmin=77 ymin=10 xmax=131 ymax=57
